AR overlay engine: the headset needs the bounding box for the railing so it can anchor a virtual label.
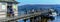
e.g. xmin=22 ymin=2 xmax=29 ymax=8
xmin=0 ymin=10 xmax=49 ymax=22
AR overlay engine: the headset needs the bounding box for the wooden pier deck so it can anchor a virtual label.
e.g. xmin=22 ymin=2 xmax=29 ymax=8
xmin=0 ymin=10 xmax=49 ymax=22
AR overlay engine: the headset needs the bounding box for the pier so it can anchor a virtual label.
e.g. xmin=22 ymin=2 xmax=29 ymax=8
xmin=0 ymin=10 xmax=50 ymax=22
xmin=0 ymin=0 xmax=59 ymax=22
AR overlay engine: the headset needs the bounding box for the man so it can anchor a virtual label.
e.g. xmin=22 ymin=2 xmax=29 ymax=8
xmin=9 ymin=7 xmax=14 ymax=17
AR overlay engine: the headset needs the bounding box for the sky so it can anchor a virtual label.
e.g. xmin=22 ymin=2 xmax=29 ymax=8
xmin=16 ymin=0 xmax=60 ymax=6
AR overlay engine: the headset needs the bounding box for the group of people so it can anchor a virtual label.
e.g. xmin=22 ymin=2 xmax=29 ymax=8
xmin=24 ymin=8 xmax=36 ymax=14
xmin=7 ymin=7 xmax=14 ymax=17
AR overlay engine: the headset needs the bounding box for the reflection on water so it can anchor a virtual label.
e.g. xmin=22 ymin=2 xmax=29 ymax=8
xmin=18 ymin=16 xmax=60 ymax=22
xmin=18 ymin=19 xmax=30 ymax=22
xmin=51 ymin=16 xmax=60 ymax=22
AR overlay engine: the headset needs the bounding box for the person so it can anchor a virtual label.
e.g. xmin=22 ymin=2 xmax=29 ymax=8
xmin=9 ymin=7 xmax=14 ymax=17
xmin=7 ymin=7 xmax=11 ymax=17
xmin=32 ymin=9 xmax=34 ymax=13
xmin=24 ymin=8 xmax=27 ymax=14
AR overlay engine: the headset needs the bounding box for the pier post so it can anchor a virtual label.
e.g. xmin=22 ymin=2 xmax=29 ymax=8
xmin=6 ymin=20 xmax=18 ymax=22
xmin=34 ymin=16 xmax=38 ymax=22
xmin=24 ymin=19 xmax=27 ymax=22
xmin=40 ymin=17 xmax=48 ymax=22
xmin=37 ymin=16 xmax=41 ymax=22
xmin=35 ymin=16 xmax=42 ymax=22
xmin=37 ymin=15 xmax=42 ymax=22
xmin=11 ymin=21 xmax=18 ymax=22
xmin=30 ymin=16 xmax=38 ymax=22
xmin=30 ymin=17 xmax=34 ymax=22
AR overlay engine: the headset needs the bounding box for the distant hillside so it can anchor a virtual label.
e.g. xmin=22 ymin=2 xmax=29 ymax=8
xmin=18 ymin=4 xmax=60 ymax=13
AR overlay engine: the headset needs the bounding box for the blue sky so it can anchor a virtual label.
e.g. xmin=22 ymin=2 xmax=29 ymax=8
xmin=16 ymin=0 xmax=60 ymax=6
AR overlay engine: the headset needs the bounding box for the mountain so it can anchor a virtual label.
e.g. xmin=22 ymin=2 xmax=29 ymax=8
xmin=18 ymin=4 xmax=60 ymax=10
xmin=18 ymin=4 xmax=60 ymax=14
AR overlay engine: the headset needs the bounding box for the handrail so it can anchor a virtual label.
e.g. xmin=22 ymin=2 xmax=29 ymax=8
xmin=0 ymin=10 xmax=49 ymax=22
xmin=2 ymin=10 xmax=48 ymax=22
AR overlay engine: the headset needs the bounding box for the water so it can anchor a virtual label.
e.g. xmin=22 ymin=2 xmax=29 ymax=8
xmin=52 ymin=16 xmax=60 ymax=22
xmin=18 ymin=16 xmax=60 ymax=22
xmin=18 ymin=19 xmax=30 ymax=22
